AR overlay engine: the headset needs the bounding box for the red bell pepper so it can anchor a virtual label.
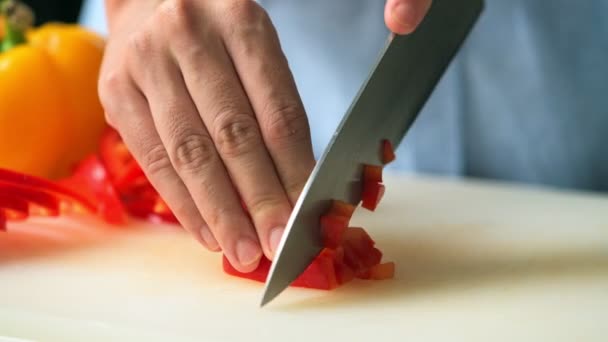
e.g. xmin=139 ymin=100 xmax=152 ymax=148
xmin=222 ymin=138 xmax=399 ymax=290
xmin=368 ymin=262 xmax=395 ymax=280
xmin=59 ymin=155 xmax=128 ymax=225
xmin=381 ymin=139 xmax=396 ymax=164
xmin=328 ymin=200 xmax=356 ymax=218
xmin=363 ymin=165 xmax=383 ymax=183
xmin=319 ymin=200 xmax=355 ymax=248
xmin=320 ymin=215 xmax=349 ymax=249
xmin=0 ymin=168 xmax=96 ymax=212
xmin=95 ymin=126 xmax=178 ymax=224
xmin=0 ymin=194 xmax=29 ymax=221
xmin=0 ymin=184 xmax=60 ymax=217
xmin=99 ymin=127 xmax=148 ymax=192
xmin=0 ymin=167 xmax=101 ymax=230
xmin=0 ymin=210 xmax=5 ymax=231
xmin=223 ymin=225 xmax=393 ymax=290
xmin=361 ymin=181 xmax=385 ymax=211
xmin=222 ymin=248 xmax=340 ymax=290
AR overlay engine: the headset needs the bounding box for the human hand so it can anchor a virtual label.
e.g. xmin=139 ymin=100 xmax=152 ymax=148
xmin=99 ymin=0 xmax=315 ymax=273
xmin=384 ymin=0 xmax=432 ymax=34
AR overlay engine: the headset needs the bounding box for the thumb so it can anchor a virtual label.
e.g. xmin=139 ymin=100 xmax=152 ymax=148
xmin=384 ymin=0 xmax=432 ymax=35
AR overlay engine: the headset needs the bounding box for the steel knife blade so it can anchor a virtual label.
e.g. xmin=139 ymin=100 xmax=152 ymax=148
xmin=261 ymin=0 xmax=484 ymax=306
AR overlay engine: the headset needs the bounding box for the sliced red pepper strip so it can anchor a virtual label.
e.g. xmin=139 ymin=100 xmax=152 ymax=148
xmin=0 ymin=194 xmax=29 ymax=221
xmin=361 ymin=181 xmax=385 ymax=211
xmin=0 ymin=168 xmax=96 ymax=212
xmin=125 ymin=196 xmax=179 ymax=224
xmin=0 ymin=184 xmax=60 ymax=217
xmin=59 ymin=155 xmax=128 ymax=225
xmin=363 ymin=165 xmax=383 ymax=183
xmin=381 ymin=139 xmax=396 ymax=164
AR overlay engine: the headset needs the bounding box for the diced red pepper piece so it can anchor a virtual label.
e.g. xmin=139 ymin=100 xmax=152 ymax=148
xmin=319 ymin=200 xmax=357 ymax=248
xmin=353 ymin=248 xmax=384 ymax=279
xmin=60 ymin=155 xmax=128 ymax=224
xmin=222 ymin=255 xmax=270 ymax=283
xmin=340 ymin=227 xmax=381 ymax=275
xmin=335 ymin=262 xmax=355 ymax=284
xmin=291 ymin=249 xmax=339 ymax=290
xmin=320 ymin=214 xmax=349 ymax=249
xmin=381 ymin=139 xmax=396 ymax=164
xmin=222 ymin=248 xmax=339 ymax=290
xmin=328 ymin=200 xmax=356 ymax=218
xmin=366 ymin=262 xmax=395 ymax=280
xmin=361 ymin=181 xmax=385 ymax=211
xmin=363 ymin=165 xmax=383 ymax=183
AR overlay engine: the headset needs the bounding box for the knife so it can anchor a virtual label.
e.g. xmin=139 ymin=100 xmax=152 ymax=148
xmin=261 ymin=0 xmax=484 ymax=306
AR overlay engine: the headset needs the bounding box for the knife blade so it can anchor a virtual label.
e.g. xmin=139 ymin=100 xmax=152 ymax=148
xmin=261 ymin=0 xmax=484 ymax=306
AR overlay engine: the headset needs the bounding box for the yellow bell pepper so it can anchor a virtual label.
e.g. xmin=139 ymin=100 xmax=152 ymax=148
xmin=0 ymin=0 xmax=106 ymax=179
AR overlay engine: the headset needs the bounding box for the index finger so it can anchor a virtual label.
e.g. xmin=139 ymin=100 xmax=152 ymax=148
xmin=385 ymin=0 xmax=432 ymax=34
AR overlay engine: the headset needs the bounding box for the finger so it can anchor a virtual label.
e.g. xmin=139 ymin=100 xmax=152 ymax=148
xmin=220 ymin=1 xmax=315 ymax=206
xmin=384 ymin=0 xmax=432 ymax=34
xmin=126 ymin=27 xmax=266 ymax=272
xmin=168 ymin=5 xmax=294 ymax=260
xmin=170 ymin=36 xmax=292 ymax=260
xmin=98 ymin=70 xmax=218 ymax=251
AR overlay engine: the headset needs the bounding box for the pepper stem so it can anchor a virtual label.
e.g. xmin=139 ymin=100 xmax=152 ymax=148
xmin=1 ymin=0 xmax=34 ymax=52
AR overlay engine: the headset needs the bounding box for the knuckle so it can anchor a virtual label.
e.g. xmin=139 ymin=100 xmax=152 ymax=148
xmin=223 ymin=0 xmax=271 ymax=39
xmin=246 ymin=195 xmax=283 ymax=217
xmin=158 ymin=0 xmax=197 ymax=38
xmin=205 ymin=205 xmax=237 ymax=232
xmin=225 ymin=0 xmax=266 ymax=24
xmin=141 ymin=143 xmax=173 ymax=178
xmin=214 ymin=112 xmax=261 ymax=158
xmin=97 ymin=70 xmax=122 ymax=106
xmin=170 ymin=132 xmax=217 ymax=173
xmin=127 ymin=29 xmax=154 ymax=57
xmin=284 ymin=179 xmax=307 ymax=199
xmin=262 ymin=101 xmax=310 ymax=146
xmin=97 ymin=70 xmax=128 ymax=126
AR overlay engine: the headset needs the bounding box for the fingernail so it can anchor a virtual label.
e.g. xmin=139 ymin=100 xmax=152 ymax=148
xmin=393 ymin=2 xmax=416 ymax=31
xmin=200 ymin=227 xmax=220 ymax=251
xmin=269 ymin=227 xmax=285 ymax=255
xmin=236 ymin=238 xmax=262 ymax=266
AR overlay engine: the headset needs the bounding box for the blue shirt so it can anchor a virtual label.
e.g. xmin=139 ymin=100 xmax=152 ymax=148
xmin=80 ymin=0 xmax=608 ymax=191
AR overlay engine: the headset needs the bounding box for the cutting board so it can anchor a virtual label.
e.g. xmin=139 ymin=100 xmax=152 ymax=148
xmin=1 ymin=174 xmax=607 ymax=341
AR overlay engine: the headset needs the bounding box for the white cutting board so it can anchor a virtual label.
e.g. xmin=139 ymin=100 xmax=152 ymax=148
xmin=0 ymin=174 xmax=607 ymax=341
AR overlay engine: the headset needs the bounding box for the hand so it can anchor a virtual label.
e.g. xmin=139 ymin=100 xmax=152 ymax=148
xmin=384 ymin=0 xmax=432 ymax=34
xmin=98 ymin=0 xmax=430 ymax=275
xmin=99 ymin=0 xmax=315 ymax=273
